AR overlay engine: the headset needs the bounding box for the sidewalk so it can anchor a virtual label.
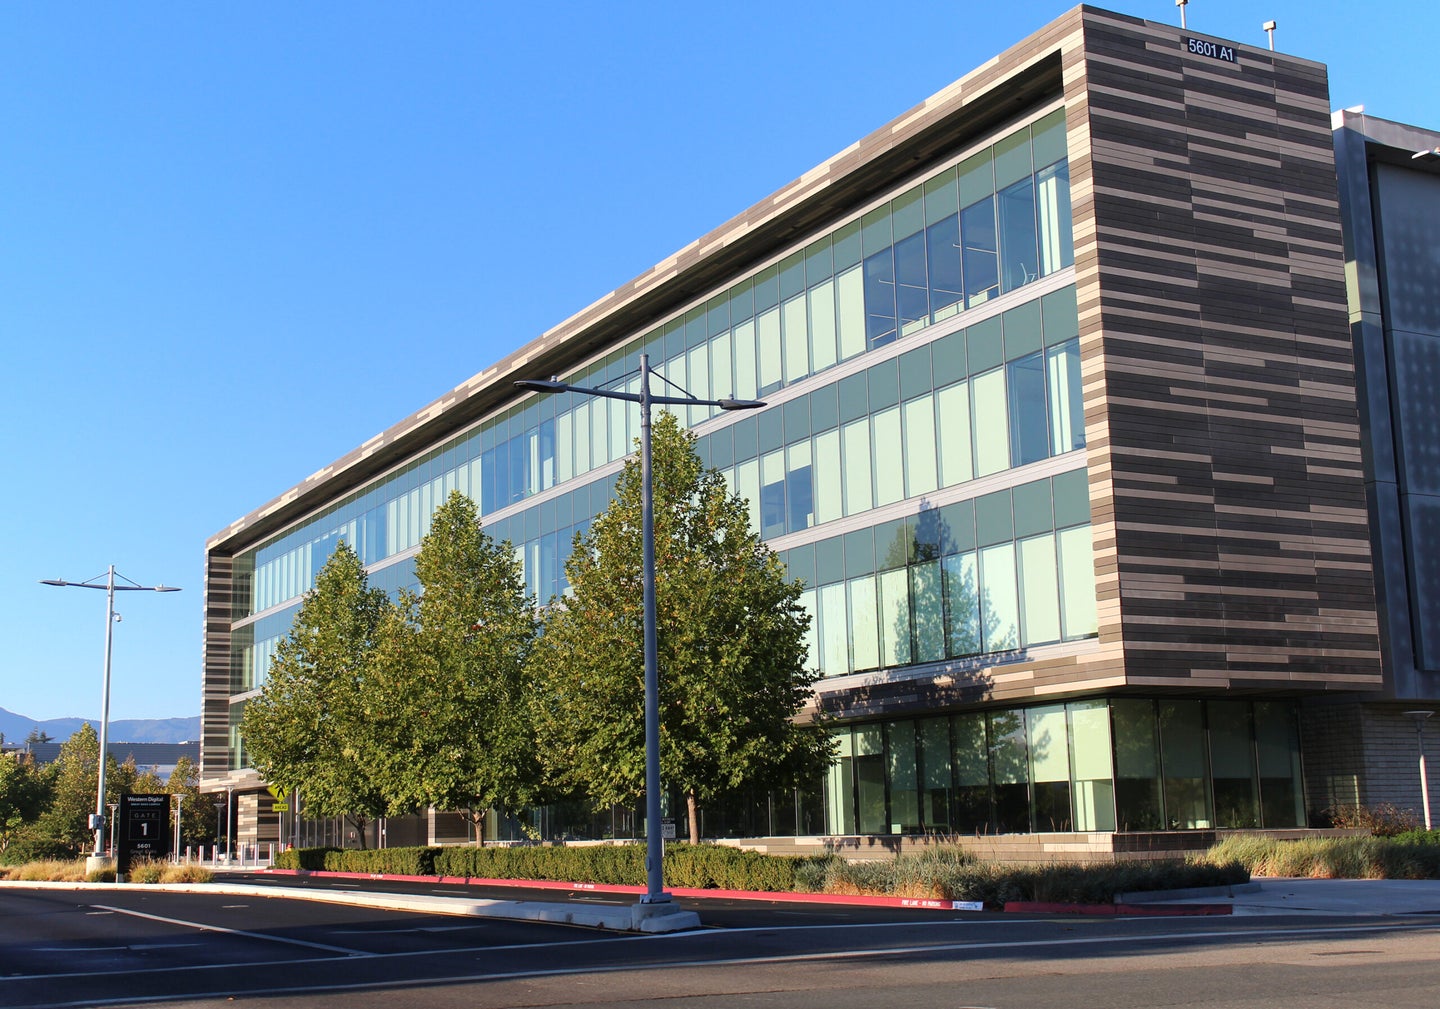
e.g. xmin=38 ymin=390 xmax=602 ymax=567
xmin=1126 ymin=877 xmax=1440 ymax=916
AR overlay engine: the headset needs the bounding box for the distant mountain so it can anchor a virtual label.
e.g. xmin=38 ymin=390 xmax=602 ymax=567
xmin=0 ymin=707 xmax=200 ymax=745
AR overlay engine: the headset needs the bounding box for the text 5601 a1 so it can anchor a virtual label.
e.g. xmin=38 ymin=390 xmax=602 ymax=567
xmin=1186 ymin=37 xmax=1238 ymax=63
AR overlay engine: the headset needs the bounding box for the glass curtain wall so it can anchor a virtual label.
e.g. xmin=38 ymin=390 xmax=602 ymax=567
xmin=822 ymin=698 xmax=1306 ymax=836
xmin=235 ymin=108 xmax=1073 ymax=623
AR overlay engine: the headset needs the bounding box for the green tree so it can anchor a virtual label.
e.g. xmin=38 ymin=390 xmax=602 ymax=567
xmin=0 ymin=752 xmax=50 ymax=856
xmin=240 ymin=542 xmax=391 ymax=847
xmin=166 ymin=756 xmax=213 ymax=847
xmin=36 ymin=723 xmax=101 ymax=854
xmin=365 ymin=492 xmax=540 ymax=844
xmin=532 ymin=412 xmax=832 ymax=844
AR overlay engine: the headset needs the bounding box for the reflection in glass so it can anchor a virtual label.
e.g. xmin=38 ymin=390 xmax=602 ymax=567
xmin=1069 ymin=700 xmax=1116 ymax=831
xmin=1029 ymin=705 xmax=1072 ymax=831
xmin=989 ymin=710 xmax=1029 ymax=832
xmin=1160 ymin=701 xmax=1211 ymax=829
xmin=1209 ymin=701 xmax=1258 ymax=828
xmin=1112 ymin=699 xmax=1163 ymax=830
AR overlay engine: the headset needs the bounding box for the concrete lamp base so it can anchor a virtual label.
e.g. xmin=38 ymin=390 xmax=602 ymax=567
xmin=630 ymin=897 xmax=702 ymax=933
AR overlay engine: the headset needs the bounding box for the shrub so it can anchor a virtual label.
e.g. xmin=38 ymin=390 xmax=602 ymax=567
xmin=1325 ymin=802 xmax=1420 ymax=836
xmin=1 ymin=836 xmax=77 ymax=866
xmin=15 ymin=859 xmax=90 ymax=882
xmin=1204 ymin=833 xmax=1440 ymax=879
xmin=160 ymin=863 xmax=214 ymax=883
xmin=126 ymin=859 xmax=167 ymax=883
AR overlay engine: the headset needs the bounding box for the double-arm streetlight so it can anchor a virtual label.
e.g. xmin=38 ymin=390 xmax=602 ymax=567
xmin=517 ymin=353 xmax=763 ymax=926
xmin=41 ymin=567 xmax=181 ymax=870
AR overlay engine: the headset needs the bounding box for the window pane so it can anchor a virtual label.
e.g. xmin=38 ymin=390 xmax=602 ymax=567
xmin=1209 ymin=701 xmax=1259 ymax=829
xmin=894 ymin=230 xmax=929 ymax=336
xmin=855 ymin=725 xmax=887 ymax=834
xmin=872 ymin=406 xmax=903 ymax=507
xmin=1255 ymin=701 xmax=1305 ymax=828
xmin=842 ymin=418 xmax=872 ymax=515
xmin=943 ymin=551 xmax=981 ymax=656
xmin=1159 ymin=700 xmax=1212 ymax=829
xmin=1029 ymin=704 xmax=1072 ymax=832
xmin=787 ymin=441 xmax=814 ymax=533
xmin=989 ymin=710 xmax=1029 ymax=832
xmin=758 ymin=306 xmax=782 ymax=395
xmin=903 ymin=395 xmax=938 ymax=498
xmin=998 ymin=177 xmax=1039 ymax=292
xmin=1047 ymin=339 xmax=1085 ymax=454
xmin=980 ymin=542 xmax=1019 ymax=650
xmin=972 ymin=368 xmax=1009 ymax=477
xmin=962 ymin=196 xmax=998 ymax=307
xmin=864 ymin=248 xmax=897 ymax=347
xmin=1036 ymin=160 xmax=1074 ymax=274
xmin=809 ymin=278 xmax=838 ymax=374
xmin=878 ymin=567 xmax=912 ymax=667
xmin=1112 ymin=699 xmax=1163 ymax=831
xmin=953 ymin=712 xmax=990 ymax=832
xmin=919 ymin=716 xmax=953 ymax=831
xmin=1008 ymin=353 xmax=1049 ymax=466
xmin=783 ymin=293 xmax=809 ymax=384
xmin=734 ymin=320 xmax=757 ymax=401
xmin=887 ymin=721 xmax=919 ymax=832
xmin=1057 ymin=525 xmax=1097 ymax=638
xmin=926 ymin=214 xmax=964 ymax=322
xmin=836 ymin=265 xmax=866 ymax=362
xmin=760 ymin=449 xmax=786 ymax=539
xmin=937 ymin=382 xmax=974 ymax=487
xmin=849 ymin=574 xmax=880 ymax=671
xmin=911 ymin=559 xmax=944 ymax=663
xmin=1019 ymin=533 xmax=1061 ymax=645
xmin=1069 ymin=700 xmax=1116 ymax=831
xmin=819 ymin=581 xmax=850 ymax=676
xmin=814 ymin=429 xmax=842 ymax=526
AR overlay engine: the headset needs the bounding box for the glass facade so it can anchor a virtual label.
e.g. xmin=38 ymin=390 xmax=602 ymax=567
xmin=823 ymin=698 xmax=1307 ymax=835
xmin=228 ymin=106 xmax=1080 ymax=708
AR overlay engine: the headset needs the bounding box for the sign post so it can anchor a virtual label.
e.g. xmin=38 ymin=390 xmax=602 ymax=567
xmin=117 ymin=794 xmax=172 ymax=880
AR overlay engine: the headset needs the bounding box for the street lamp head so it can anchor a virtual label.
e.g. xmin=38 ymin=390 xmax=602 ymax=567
xmin=716 ymin=398 xmax=766 ymax=411
xmin=514 ymin=378 xmax=567 ymax=395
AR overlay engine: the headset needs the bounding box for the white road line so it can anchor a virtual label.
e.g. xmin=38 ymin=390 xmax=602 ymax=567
xmin=89 ymin=904 xmax=370 ymax=956
xmin=15 ymin=920 xmax=1440 ymax=1009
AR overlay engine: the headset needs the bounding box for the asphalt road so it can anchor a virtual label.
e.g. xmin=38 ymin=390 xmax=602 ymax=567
xmin=3 ymin=881 xmax=1438 ymax=1009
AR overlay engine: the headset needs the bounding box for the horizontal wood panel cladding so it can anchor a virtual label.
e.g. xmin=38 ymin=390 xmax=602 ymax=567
xmin=1070 ymin=8 xmax=1381 ymax=692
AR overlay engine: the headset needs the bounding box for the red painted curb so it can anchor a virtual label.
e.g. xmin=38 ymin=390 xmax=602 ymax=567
xmin=258 ymin=867 xmax=980 ymax=911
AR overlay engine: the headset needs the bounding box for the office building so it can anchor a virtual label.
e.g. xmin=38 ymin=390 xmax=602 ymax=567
xmin=202 ymin=7 xmax=1436 ymax=849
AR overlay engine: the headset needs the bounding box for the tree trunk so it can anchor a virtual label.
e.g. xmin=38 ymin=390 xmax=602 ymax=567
xmin=687 ymin=790 xmax=700 ymax=845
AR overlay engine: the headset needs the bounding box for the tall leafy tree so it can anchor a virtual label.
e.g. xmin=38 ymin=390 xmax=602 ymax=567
xmin=366 ymin=492 xmax=539 ymax=844
xmin=240 ymin=542 xmax=391 ymax=847
xmin=532 ymin=412 xmax=832 ymax=843
xmin=0 ymin=752 xmax=50 ymax=856
xmin=37 ymin=723 xmax=100 ymax=854
xmin=166 ymin=755 xmax=214 ymax=847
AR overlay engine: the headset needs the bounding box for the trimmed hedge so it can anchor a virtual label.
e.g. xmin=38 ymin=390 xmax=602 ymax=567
xmin=271 ymin=842 xmax=1247 ymax=904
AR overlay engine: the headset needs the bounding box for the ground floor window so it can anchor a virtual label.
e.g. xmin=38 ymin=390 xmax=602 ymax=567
xmin=821 ymin=697 xmax=1306 ymax=835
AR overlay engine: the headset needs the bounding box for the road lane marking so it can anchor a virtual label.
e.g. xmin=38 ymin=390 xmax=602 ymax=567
xmin=89 ymin=904 xmax=371 ymax=956
xmin=13 ymin=919 xmax=1440 ymax=1009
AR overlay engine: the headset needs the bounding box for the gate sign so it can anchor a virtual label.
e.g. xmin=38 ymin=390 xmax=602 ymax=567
xmin=117 ymin=793 xmax=172 ymax=874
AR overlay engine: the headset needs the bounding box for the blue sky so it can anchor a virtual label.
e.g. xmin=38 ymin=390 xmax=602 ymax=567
xmin=1 ymin=1 xmax=1434 ymax=725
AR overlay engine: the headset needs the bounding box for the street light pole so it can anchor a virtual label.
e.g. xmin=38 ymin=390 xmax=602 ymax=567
xmin=1404 ymin=711 xmax=1434 ymax=830
xmin=41 ymin=567 xmax=180 ymax=874
xmin=517 ymin=354 xmax=762 ymax=930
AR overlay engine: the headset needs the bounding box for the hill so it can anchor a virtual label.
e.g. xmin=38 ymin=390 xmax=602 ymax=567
xmin=0 ymin=707 xmax=199 ymax=744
